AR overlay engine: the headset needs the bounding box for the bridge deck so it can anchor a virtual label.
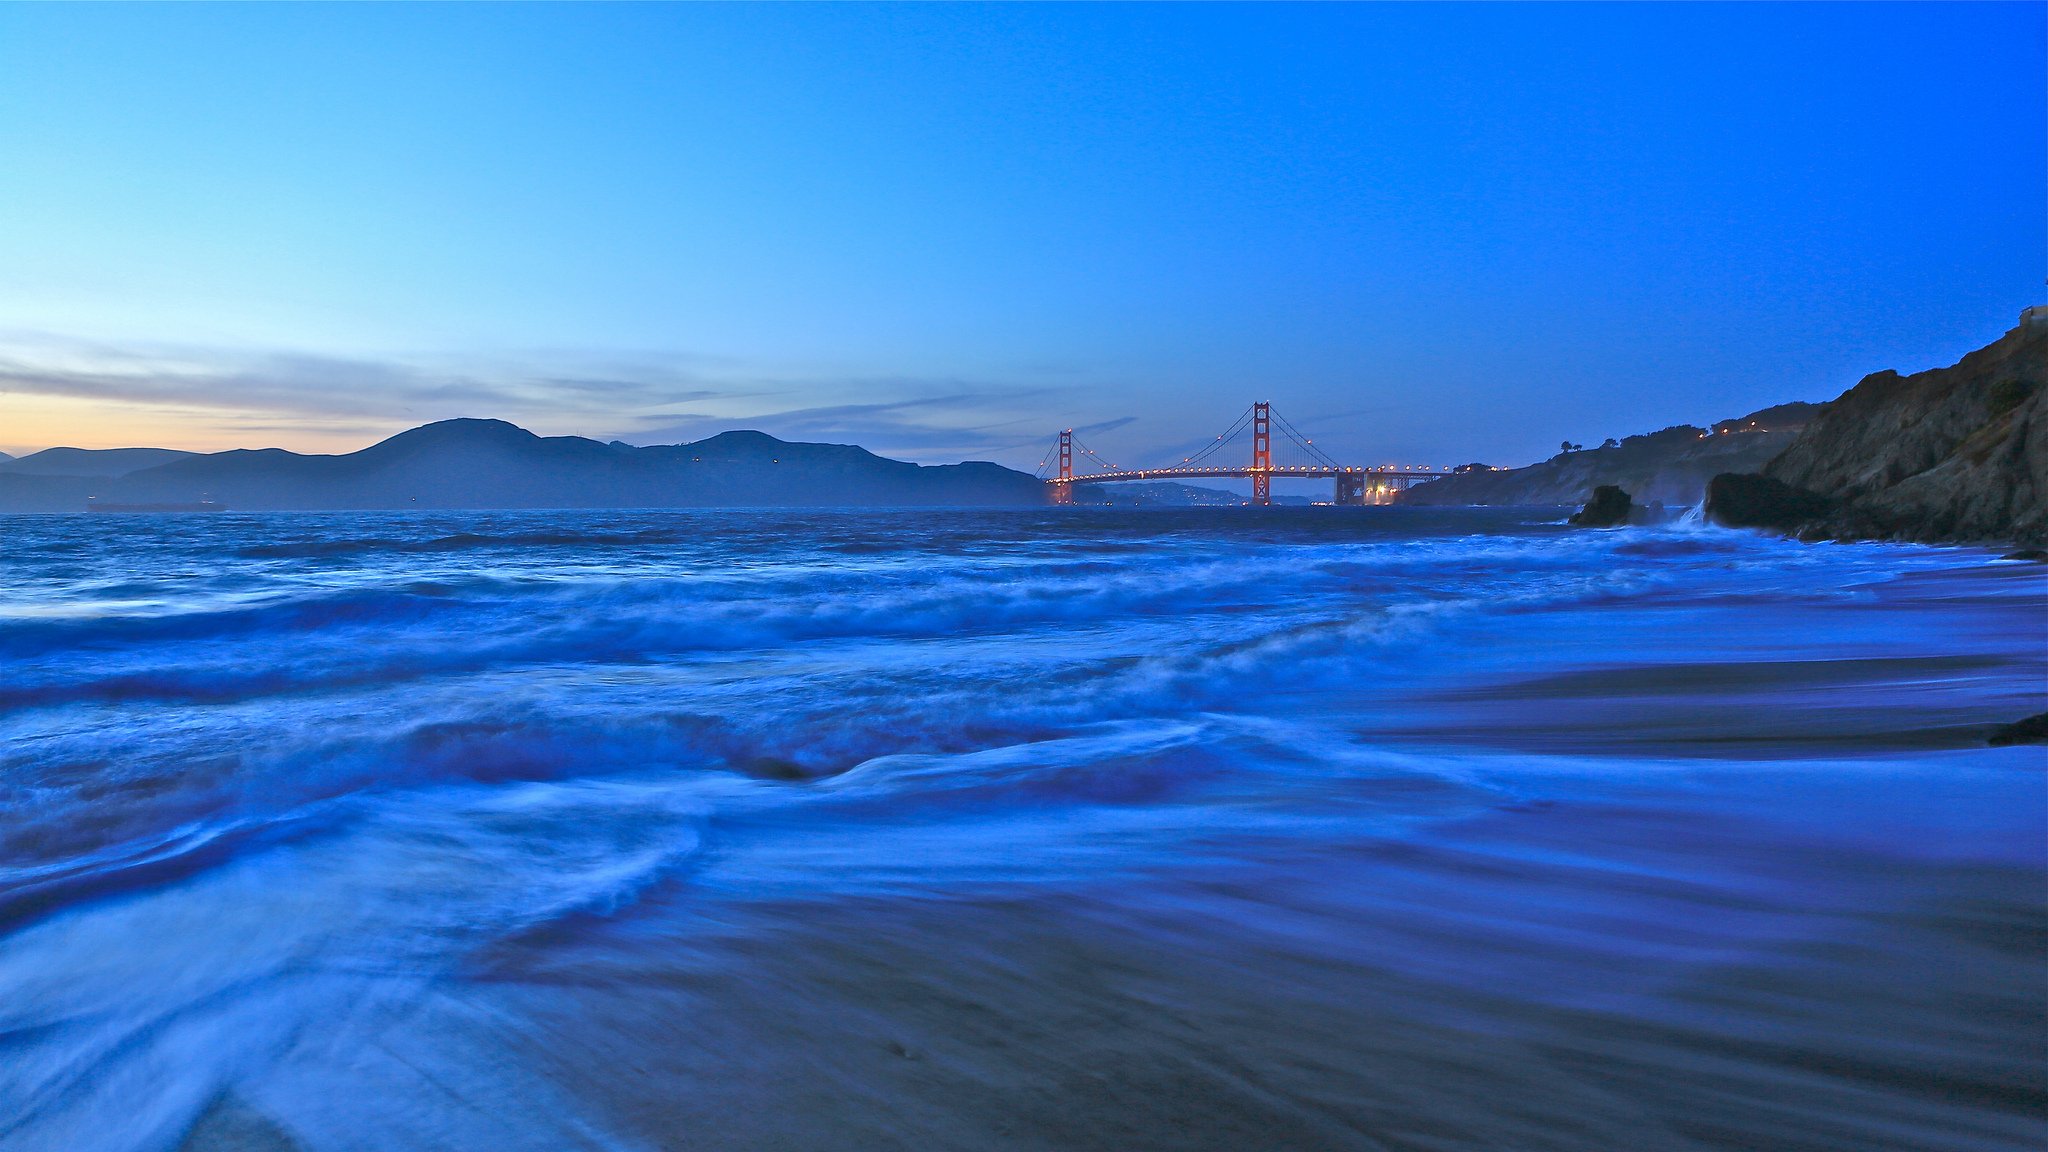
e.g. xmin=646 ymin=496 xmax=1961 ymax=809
xmin=1053 ymin=466 xmax=1448 ymax=485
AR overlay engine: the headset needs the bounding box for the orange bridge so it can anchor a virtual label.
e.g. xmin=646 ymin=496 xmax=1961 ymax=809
xmin=1037 ymin=402 xmax=1450 ymax=506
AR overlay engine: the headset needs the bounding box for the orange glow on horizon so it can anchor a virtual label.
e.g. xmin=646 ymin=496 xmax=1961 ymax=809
xmin=0 ymin=395 xmax=422 ymax=457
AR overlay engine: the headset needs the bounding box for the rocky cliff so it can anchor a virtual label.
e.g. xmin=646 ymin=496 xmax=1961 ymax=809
xmin=1399 ymin=403 xmax=1820 ymax=508
xmin=1711 ymin=314 xmax=2047 ymax=545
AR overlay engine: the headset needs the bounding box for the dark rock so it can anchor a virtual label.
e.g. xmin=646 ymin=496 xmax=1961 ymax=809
xmin=1762 ymin=315 xmax=2047 ymax=545
xmin=1568 ymin=485 xmax=1633 ymax=527
xmin=1704 ymin=472 xmax=1835 ymax=530
xmin=2000 ymin=548 xmax=2048 ymax=561
xmin=1986 ymin=711 xmax=2048 ymax=746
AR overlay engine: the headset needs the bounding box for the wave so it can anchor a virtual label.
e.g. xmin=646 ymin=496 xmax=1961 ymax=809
xmin=2 ymin=526 xmax=1743 ymax=695
xmin=0 ymin=509 xmax=2042 ymax=1152
xmin=0 ymin=775 xmax=711 ymax=1152
xmin=234 ymin=529 xmax=707 ymax=559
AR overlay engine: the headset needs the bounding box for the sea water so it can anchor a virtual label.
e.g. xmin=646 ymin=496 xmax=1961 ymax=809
xmin=0 ymin=508 xmax=2041 ymax=1152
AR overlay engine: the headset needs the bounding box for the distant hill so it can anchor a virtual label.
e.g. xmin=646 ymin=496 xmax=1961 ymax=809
xmin=0 ymin=447 xmax=199 ymax=477
xmin=1712 ymin=402 xmax=1824 ymax=436
xmin=0 ymin=420 xmax=1047 ymax=512
xmin=1399 ymin=403 xmax=1822 ymax=509
xmin=1709 ymin=313 xmax=2046 ymax=544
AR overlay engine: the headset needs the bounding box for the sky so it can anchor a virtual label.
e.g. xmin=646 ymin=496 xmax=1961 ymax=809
xmin=0 ymin=2 xmax=2041 ymax=472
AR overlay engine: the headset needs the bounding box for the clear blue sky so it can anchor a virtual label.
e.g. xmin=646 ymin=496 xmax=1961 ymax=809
xmin=0 ymin=2 xmax=2040 ymax=471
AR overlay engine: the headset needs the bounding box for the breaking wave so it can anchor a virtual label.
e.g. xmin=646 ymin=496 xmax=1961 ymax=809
xmin=0 ymin=507 xmax=2041 ymax=1152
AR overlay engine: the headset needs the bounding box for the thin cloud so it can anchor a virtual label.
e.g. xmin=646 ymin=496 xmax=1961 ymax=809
xmin=0 ymin=331 xmax=1097 ymax=464
xmin=0 ymin=332 xmax=745 ymax=430
xmin=536 ymin=378 xmax=725 ymax=402
xmin=1072 ymin=416 xmax=1138 ymax=436
xmin=0 ymin=339 xmax=522 ymax=419
xmin=620 ymin=388 xmax=1067 ymax=462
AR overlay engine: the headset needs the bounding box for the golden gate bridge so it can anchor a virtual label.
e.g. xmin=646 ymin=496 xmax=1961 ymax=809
xmin=1035 ymin=401 xmax=1450 ymax=506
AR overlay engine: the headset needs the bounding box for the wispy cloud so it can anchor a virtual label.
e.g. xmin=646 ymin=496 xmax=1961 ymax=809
xmin=0 ymin=331 xmax=1086 ymax=464
xmin=1072 ymin=416 xmax=1138 ymax=437
xmin=0 ymin=333 xmax=551 ymax=421
xmin=0 ymin=331 xmax=792 ymax=430
xmin=622 ymin=391 xmax=1062 ymax=461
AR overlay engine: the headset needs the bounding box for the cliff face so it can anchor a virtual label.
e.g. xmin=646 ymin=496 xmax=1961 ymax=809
xmin=1752 ymin=316 xmax=2047 ymax=544
xmin=1400 ymin=405 xmax=1818 ymax=508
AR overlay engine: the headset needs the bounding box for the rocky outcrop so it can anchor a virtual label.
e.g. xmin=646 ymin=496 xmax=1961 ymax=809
xmin=1737 ymin=314 xmax=2048 ymax=545
xmin=1400 ymin=404 xmax=1818 ymax=508
xmin=1986 ymin=712 xmax=2048 ymax=747
xmin=1704 ymin=473 xmax=1835 ymax=532
xmin=1568 ymin=485 xmax=1633 ymax=527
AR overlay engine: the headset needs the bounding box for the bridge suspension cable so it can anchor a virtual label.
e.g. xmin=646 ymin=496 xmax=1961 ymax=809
xmin=1034 ymin=433 xmax=1123 ymax=479
xmin=1037 ymin=400 xmax=1450 ymax=506
xmin=1162 ymin=403 xmax=1342 ymax=473
xmin=1270 ymin=408 xmax=1344 ymax=471
xmin=1175 ymin=406 xmax=1257 ymax=469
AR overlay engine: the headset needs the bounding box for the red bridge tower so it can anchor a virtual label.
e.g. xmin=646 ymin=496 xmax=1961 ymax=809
xmin=1250 ymin=401 xmax=1272 ymax=506
xmin=1053 ymin=429 xmax=1074 ymax=505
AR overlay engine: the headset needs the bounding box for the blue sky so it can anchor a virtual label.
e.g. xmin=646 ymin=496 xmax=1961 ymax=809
xmin=0 ymin=3 xmax=2040 ymax=471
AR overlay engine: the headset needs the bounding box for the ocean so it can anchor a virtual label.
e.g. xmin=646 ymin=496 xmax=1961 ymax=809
xmin=0 ymin=507 xmax=2041 ymax=1152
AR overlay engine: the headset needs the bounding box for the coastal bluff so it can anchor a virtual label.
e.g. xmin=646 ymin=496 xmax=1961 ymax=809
xmin=1398 ymin=403 xmax=1820 ymax=509
xmin=1708 ymin=314 xmax=2047 ymax=545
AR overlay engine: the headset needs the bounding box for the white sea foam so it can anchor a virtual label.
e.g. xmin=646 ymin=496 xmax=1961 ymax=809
xmin=0 ymin=508 xmax=2039 ymax=1151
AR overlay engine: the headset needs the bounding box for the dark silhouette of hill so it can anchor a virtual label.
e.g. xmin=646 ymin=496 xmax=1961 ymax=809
xmin=1712 ymin=403 xmax=1824 ymax=435
xmin=1709 ymin=313 xmax=2046 ymax=544
xmin=0 ymin=420 xmax=1047 ymax=512
xmin=1399 ymin=403 xmax=1822 ymax=508
xmin=0 ymin=447 xmax=199 ymax=477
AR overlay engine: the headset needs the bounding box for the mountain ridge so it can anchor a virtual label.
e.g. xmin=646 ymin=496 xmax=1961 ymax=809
xmin=0 ymin=446 xmax=200 ymax=477
xmin=0 ymin=419 xmax=1047 ymax=512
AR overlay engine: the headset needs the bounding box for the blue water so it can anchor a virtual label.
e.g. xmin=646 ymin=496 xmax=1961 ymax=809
xmin=0 ymin=508 xmax=2042 ymax=1152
